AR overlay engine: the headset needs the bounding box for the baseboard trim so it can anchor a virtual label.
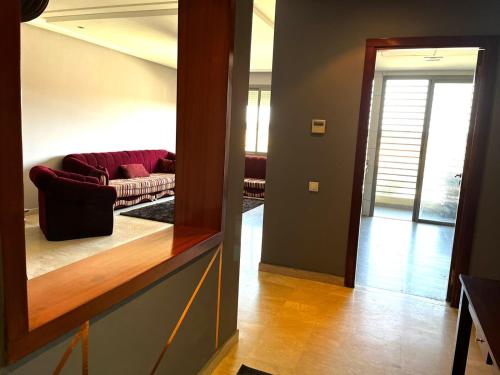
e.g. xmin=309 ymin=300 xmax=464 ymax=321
xmin=259 ymin=263 xmax=345 ymax=286
xmin=198 ymin=330 xmax=239 ymax=375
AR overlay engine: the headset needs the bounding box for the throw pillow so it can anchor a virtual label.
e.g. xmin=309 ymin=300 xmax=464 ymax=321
xmin=158 ymin=158 xmax=175 ymax=173
xmin=120 ymin=164 xmax=150 ymax=179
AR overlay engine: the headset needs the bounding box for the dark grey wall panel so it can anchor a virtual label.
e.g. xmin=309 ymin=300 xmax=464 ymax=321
xmin=220 ymin=0 xmax=253 ymax=345
xmin=89 ymin=249 xmax=218 ymax=375
xmin=262 ymin=0 xmax=500 ymax=279
xmin=7 ymin=328 xmax=82 ymax=375
xmin=6 ymin=249 xmax=219 ymax=375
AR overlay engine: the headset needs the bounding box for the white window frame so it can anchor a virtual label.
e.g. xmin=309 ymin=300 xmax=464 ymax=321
xmin=246 ymin=86 xmax=271 ymax=155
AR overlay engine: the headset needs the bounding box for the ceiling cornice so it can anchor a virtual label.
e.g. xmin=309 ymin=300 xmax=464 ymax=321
xmin=44 ymin=1 xmax=178 ymax=22
xmin=45 ymin=9 xmax=178 ymax=22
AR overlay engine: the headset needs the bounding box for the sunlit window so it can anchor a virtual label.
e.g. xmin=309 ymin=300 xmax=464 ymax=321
xmin=246 ymin=89 xmax=271 ymax=153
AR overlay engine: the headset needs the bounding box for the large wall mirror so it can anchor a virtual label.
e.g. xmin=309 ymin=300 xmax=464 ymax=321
xmin=1 ymin=0 xmax=233 ymax=362
xmin=22 ymin=0 xmax=179 ymax=280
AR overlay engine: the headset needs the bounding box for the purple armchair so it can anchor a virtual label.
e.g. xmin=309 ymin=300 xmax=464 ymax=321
xmin=29 ymin=166 xmax=117 ymax=241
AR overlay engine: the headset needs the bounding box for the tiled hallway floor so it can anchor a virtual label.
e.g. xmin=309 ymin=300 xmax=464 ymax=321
xmin=213 ymin=205 xmax=488 ymax=374
xmin=356 ymin=215 xmax=454 ymax=300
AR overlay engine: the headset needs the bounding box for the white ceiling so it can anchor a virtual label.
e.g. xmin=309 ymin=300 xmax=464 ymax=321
xmin=376 ymin=48 xmax=479 ymax=71
xmin=29 ymin=0 xmax=275 ymax=72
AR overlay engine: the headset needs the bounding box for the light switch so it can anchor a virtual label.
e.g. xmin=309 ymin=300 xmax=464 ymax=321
xmin=309 ymin=181 xmax=319 ymax=192
xmin=311 ymin=119 xmax=326 ymax=134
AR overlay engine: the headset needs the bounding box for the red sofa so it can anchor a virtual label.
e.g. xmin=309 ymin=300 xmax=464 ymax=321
xmin=244 ymin=155 xmax=266 ymax=199
xmin=63 ymin=150 xmax=176 ymax=208
xmin=30 ymin=166 xmax=117 ymax=241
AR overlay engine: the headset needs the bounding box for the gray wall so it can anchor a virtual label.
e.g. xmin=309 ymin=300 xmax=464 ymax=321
xmin=6 ymin=248 xmax=219 ymax=375
xmin=262 ymin=0 xmax=500 ymax=280
xmin=220 ymin=0 xmax=253 ymax=346
xmin=0 ymin=1 xmax=252 ymax=372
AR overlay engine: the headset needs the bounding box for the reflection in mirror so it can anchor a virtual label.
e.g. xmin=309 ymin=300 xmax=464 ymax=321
xmin=22 ymin=0 xmax=179 ymax=279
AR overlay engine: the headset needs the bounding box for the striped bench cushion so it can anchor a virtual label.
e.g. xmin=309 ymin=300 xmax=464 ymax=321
xmin=244 ymin=178 xmax=265 ymax=199
xmin=110 ymin=173 xmax=175 ymax=198
xmin=114 ymin=190 xmax=174 ymax=208
xmin=244 ymin=178 xmax=265 ymax=190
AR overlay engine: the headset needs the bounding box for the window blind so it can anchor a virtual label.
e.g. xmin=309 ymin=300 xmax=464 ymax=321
xmin=375 ymin=79 xmax=429 ymax=202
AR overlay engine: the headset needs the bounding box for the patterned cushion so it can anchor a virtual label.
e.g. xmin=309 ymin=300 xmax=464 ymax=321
xmin=114 ymin=190 xmax=174 ymax=208
xmin=244 ymin=178 xmax=265 ymax=199
xmin=244 ymin=178 xmax=265 ymax=190
xmin=120 ymin=163 xmax=150 ymax=178
xmin=244 ymin=190 xmax=265 ymax=199
xmin=158 ymin=158 xmax=175 ymax=173
xmin=110 ymin=173 xmax=175 ymax=198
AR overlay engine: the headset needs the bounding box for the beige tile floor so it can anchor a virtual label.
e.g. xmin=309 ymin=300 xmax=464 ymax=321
xmin=25 ymin=202 xmax=171 ymax=279
xmin=213 ymin=205 xmax=490 ymax=375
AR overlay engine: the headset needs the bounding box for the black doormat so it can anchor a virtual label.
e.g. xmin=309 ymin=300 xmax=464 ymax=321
xmin=237 ymin=365 xmax=272 ymax=375
xmin=121 ymin=198 xmax=263 ymax=224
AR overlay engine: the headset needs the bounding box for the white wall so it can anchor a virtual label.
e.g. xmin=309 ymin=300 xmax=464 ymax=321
xmin=21 ymin=25 xmax=177 ymax=209
xmin=361 ymin=72 xmax=383 ymax=216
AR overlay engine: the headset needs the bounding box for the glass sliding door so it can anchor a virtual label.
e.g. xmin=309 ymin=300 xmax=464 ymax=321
xmin=415 ymin=81 xmax=474 ymax=224
xmin=373 ymin=79 xmax=429 ymax=216
xmin=371 ymin=76 xmax=475 ymax=225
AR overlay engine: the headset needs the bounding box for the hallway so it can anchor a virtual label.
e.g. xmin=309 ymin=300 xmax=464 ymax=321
xmin=212 ymin=205 xmax=487 ymax=374
xmin=356 ymin=214 xmax=454 ymax=300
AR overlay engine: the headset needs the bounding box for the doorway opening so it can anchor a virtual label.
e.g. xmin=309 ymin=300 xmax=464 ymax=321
xmin=239 ymin=0 xmax=275 ymax=282
xmin=355 ymin=46 xmax=481 ymax=301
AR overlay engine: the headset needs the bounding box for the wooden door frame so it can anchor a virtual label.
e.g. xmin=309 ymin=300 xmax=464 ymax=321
xmin=344 ymin=36 xmax=499 ymax=307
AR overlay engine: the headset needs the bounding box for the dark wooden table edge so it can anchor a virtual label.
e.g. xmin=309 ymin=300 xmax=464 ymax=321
xmin=7 ymin=228 xmax=223 ymax=363
xmin=455 ymin=275 xmax=500 ymax=373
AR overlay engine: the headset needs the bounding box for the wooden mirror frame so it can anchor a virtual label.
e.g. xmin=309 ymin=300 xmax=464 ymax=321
xmin=0 ymin=0 xmax=235 ymax=363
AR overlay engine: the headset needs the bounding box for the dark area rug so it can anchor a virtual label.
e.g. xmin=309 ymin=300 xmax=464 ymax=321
xmin=121 ymin=199 xmax=176 ymax=223
xmin=242 ymin=197 xmax=264 ymax=213
xmin=237 ymin=365 xmax=272 ymax=375
xmin=121 ymin=198 xmax=263 ymax=224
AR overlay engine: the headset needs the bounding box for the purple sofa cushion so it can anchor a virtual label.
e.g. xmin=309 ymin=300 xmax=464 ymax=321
xmin=158 ymin=158 xmax=175 ymax=173
xmin=63 ymin=150 xmax=175 ymax=180
xmin=245 ymin=155 xmax=267 ymax=180
xmin=120 ymin=164 xmax=150 ymax=178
